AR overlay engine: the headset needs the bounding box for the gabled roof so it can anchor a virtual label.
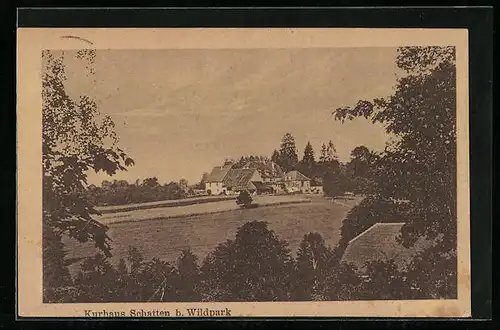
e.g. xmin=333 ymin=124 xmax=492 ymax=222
xmin=341 ymin=222 xmax=431 ymax=271
xmin=284 ymin=170 xmax=310 ymax=181
xmin=253 ymin=181 xmax=274 ymax=192
xmin=243 ymin=160 xmax=284 ymax=179
xmin=205 ymin=164 xmax=232 ymax=182
xmin=222 ymin=168 xmax=258 ymax=190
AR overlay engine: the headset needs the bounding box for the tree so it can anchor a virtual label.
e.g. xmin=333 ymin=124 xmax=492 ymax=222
xmin=176 ymin=249 xmax=201 ymax=301
xmin=317 ymin=141 xmax=340 ymax=176
xmin=326 ymin=141 xmax=338 ymax=162
xmin=73 ymin=253 xmax=119 ymax=302
xmin=302 ymin=142 xmax=315 ymax=164
xmin=319 ymin=141 xmax=337 ymax=163
xmin=345 ymin=146 xmax=379 ymax=194
xmin=236 ymin=190 xmax=253 ymax=208
xmin=200 ymin=221 xmax=294 ymax=301
xmin=293 ymin=233 xmax=331 ymax=300
xmin=271 ymin=149 xmax=280 ymax=164
xmin=404 ymin=244 xmax=457 ymax=299
xmin=332 ymin=46 xmax=457 ymax=298
xmin=323 ymin=167 xmax=351 ymax=198
xmin=298 ymin=141 xmax=316 ymax=178
xmin=42 ymin=225 xmax=72 ymax=302
xmin=163 ymin=181 xmax=185 ymax=200
xmin=199 ymin=172 xmax=209 ymax=188
xmin=277 ymin=133 xmax=299 ymax=172
xmin=179 ymin=178 xmax=189 ymax=195
xmin=137 ymin=177 xmax=161 ymax=202
xmin=318 ymin=263 xmax=363 ymax=301
xmin=42 ymin=50 xmax=134 ymax=301
xmin=319 ymin=143 xmax=327 ymax=163
xmin=347 ymin=146 xmax=376 ymax=177
xmin=333 ymin=46 xmax=456 ymax=251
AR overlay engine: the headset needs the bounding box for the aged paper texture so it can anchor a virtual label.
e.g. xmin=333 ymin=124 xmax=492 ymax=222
xmin=17 ymin=28 xmax=470 ymax=318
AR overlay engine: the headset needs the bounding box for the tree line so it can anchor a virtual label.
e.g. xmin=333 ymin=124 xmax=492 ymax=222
xmin=85 ymin=177 xmax=196 ymax=206
xmin=45 ymin=221 xmax=456 ymax=303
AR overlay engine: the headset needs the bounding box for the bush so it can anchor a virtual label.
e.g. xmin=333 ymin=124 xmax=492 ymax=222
xmin=236 ymin=190 xmax=253 ymax=208
xmin=200 ymin=221 xmax=294 ymax=301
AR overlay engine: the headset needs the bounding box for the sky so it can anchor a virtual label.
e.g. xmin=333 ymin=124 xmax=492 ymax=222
xmin=60 ymin=48 xmax=402 ymax=185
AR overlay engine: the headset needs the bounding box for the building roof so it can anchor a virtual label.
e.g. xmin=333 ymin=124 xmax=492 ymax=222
xmin=252 ymin=181 xmax=274 ymax=192
xmin=205 ymin=164 xmax=232 ymax=182
xmin=284 ymin=170 xmax=310 ymax=181
xmin=223 ymin=168 xmax=259 ymax=190
xmin=340 ymin=222 xmax=431 ymax=271
xmin=243 ymin=160 xmax=284 ymax=179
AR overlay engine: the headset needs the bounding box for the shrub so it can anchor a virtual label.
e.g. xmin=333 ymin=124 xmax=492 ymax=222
xmin=200 ymin=221 xmax=294 ymax=301
xmin=236 ymin=190 xmax=253 ymax=208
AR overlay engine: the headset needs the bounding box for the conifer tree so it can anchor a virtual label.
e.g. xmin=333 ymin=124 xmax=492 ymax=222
xmin=278 ymin=133 xmax=299 ymax=172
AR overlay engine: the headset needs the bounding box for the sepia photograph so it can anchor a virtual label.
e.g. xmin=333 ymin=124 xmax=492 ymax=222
xmin=17 ymin=28 xmax=470 ymax=317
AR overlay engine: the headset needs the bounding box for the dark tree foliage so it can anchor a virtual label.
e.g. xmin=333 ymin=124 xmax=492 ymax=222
xmin=345 ymin=146 xmax=380 ymax=194
xmin=318 ymin=263 xmax=363 ymax=301
xmin=293 ymin=232 xmax=336 ymax=300
xmin=176 ymin=249 xmax=202 ymax=301
xmin=277 ymin=133 xmax=299 ymax=172
xmin=271 ymin=149 xmax=280 ymax=165
xmin=72 ymin=253 xmax=120 ymax=302
xmin=42 ymin=226 xmax=72 ymax=302
xmin=301 ymin=141 xmax=316 ymax=165
xmin=315 ymin=141 xmax=342 ymax=192
xmin=236 ymin=190 xmax=253 ymax=208
xmin=42 ymin=50 xmax=134 ymax=300
xmin=357 ymin=259 xmax=408 ymax=300
xmin=404 ymin=244 xmax=457 ymax=299
xmin=200 ymin=221 xmax=295 ymax=301
xmin=322 ymin=166 xmax=352 ymax=198
xmin=86 ymin=178 xmax=187 ymax=206
xmin=42 ymin=50 xmax=134 ymax=252
xmin=319 ymin=141 xmax=338 ymax=164
xmin=297 ymin=141 xmax=316 ymax=179
xmin=333 ymin=46 xmax=457 ymax=252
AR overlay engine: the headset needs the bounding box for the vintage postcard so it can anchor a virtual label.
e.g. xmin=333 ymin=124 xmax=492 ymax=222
xmin=17 ymin=28 xmax=470 ymax=318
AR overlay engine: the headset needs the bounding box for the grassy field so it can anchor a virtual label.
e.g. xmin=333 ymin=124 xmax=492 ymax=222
xmin=95 ymin=195 xmax=237 ymax=214
xmin=95 ymin=195 xmax=312 ymax=225
xmin=64 ymin=196 xmax=362 ymax=274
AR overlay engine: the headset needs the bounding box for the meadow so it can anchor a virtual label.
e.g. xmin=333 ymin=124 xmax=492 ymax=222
xmin=64 ymin=196 xmax=362 ymax=274
xmin=95 ymin=195 xmax=312 ymax=225
xmin=95 ymin=195 xmax=237 ymax=214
